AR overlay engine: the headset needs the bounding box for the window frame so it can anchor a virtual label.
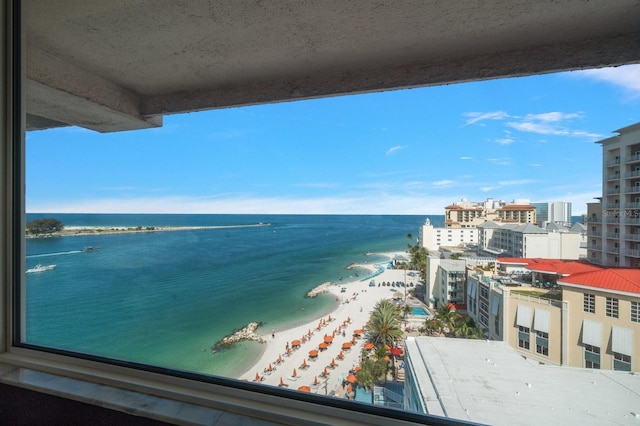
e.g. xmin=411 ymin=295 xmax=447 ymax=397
xmin=605 ymin=297 xmax=619 ymax=318
xmin=631 ymin=301 xmax=639 ymax=323
xmin=583 ymin=293 xmax=595 ymax=314
xmin=0 ymin=4 xmax=452 ymax=425
xmin=518 ymin=326 xmax=530 ymax=350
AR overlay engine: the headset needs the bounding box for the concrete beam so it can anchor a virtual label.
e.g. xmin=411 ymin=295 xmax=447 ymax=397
xmin=26 ymin=46 xmax=161 ymax=132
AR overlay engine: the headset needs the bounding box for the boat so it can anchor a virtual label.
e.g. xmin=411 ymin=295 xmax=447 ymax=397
xmin=26 ymin=264 xmax=56 ymax=273
xmin=82 ymin=246 xmax=100 ymax=252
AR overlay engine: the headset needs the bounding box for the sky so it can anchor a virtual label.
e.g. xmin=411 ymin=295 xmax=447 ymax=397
xmin=26 ymin=64 xmax=640 ymax=216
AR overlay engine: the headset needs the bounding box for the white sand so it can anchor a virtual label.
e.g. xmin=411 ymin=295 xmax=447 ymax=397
xmin=238 ymin=253 xmax=418 ymax=397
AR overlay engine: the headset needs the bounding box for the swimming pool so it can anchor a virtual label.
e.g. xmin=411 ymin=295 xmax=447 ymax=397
xmin=412 ymin=307 xmax=430 ymax=317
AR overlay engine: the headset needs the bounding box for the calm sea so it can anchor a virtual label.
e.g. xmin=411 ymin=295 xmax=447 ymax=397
xmin=24 ymin=214 xmax=441 ymax=378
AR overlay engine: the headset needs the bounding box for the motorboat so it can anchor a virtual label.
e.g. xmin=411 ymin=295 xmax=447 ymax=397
xmin=26 ymin=264 xmax=56 ymax=273
xmin=82 ymin=246 xmax=100 ymax=252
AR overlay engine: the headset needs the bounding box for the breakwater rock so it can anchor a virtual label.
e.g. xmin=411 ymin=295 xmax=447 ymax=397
xmin=213 ymin=322 xmax=267 ymax=350
xmin=306 ymin=281 xmax=332 ymax=298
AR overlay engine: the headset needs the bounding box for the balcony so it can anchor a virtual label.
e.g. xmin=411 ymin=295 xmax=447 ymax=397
xmin=586 ymin=217 xmax=601 ymax=223
xmin=606 ymin=233 xmax=620 ymax=239
xmin=607 ymin=246 xmax=620 ymax=254
xmin=626 ymin=152 xmax=640 ymax=163
xmin=625 ymin=202 xmax=640 ymax=209
xmin=624 ymin=217 xmax=640 ymax=225
xmin=607 ymin=174 xmax=621 ymax=181
xmin=606 ymin=188 xmax=621 ymax=195
xmin=626 ymin=170 xmax=640 ymax=179
xmin=590 ymin=245 xmax=603 ymax=251
xmin=606 ymin=158 xmax=621 ymax=167
xmin=624 ymin=233 xmax=640 ymax=241
xmin=625 ymin=187 xmax=640 ymax=194
xmin=624 ymin=249 xmax=640 ymax=257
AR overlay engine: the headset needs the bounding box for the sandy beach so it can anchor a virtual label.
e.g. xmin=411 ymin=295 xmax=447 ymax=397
xmin=238 ymin=252 xmax=420 ymax=397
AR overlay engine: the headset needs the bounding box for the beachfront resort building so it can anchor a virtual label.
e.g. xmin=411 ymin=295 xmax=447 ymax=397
xmin=419 ymin=218 xmax=477 ymax=252
xmin=424 ymin=257 xmax=468 ymax=310
xmin=402 ymin=337 xmax=640 ymax=424
xmin=587 ymin=122 xmax=640 ymax=268
xmin=477 ymin=221 xmax=586 ymax=259
xmin=445 ymin=198 xmax=536 ymax=228
xmin=466 ymin=258 xmax=640 ymax=371
xmin=532 ymin=201 xmax=572 ymax=227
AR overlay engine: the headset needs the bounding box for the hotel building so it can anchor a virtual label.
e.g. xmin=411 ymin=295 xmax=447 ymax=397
xmin=444 ymin=198 xmax=536 ymax=228
xmin=532 ymin=201 xmax=572 ymax=227
xmin=467 ymin=258 xmax=640 ymax=372
xmin=587 ymin=122 xmax=640 ymax=267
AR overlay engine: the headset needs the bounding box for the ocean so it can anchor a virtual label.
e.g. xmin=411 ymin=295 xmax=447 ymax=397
xmin=24 ymin=214 xmax=440 ymax=378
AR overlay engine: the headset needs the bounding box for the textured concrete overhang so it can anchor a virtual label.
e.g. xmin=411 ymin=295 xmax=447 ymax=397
xmin=25 ymin=0 xmax=640 ymax=133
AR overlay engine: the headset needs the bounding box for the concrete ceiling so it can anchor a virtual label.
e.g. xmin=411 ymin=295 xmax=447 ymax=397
xmin=25 ymin=1 xmax=640 ymax=133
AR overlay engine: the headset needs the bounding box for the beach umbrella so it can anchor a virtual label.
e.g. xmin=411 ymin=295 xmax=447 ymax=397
xmin=291 ymin=339 xmax=301 ymax=347
xmin=298 ymin=386 xmax=311 ymax=392
xmin=342 ymin=342 xmax=351 ymax=349
xmin=390 ymin=347 xmax=404 ymax=356
xmin=255 ymin=372 xmax=261 ymax=381
xmin=318 ymin=342 xmax=328 ymax=350
xmin=330 ymin=358 xmax=336 ymax=367
xmin=353 ymin=366 xmax=362 ymax=372
xmin=292 ymin=368 xmax=297 ymax=377
xmin=309 ymin=349 xmax=318 ymax=358
xmin=313 ymin=376 xmax=318 ymax=385
xmin=279 ymin=377 xmax=285 ymax=387
xmin=364 ymin=343 xmax=374 ymax=350
xmin=324 ymin=335 xmax=333 ymax=343
xmin=346 ymin=374 xmax=357 ymax=383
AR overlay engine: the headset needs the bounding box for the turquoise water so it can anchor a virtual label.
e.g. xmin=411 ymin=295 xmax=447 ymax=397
xmin=411 ymin=307 xmax=429 ymax=317
xmin=24 ymin=214 xmax=442 ymax=378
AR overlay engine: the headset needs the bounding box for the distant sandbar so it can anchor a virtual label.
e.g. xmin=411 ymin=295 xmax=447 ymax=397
xmin=27 ymin=223 xmax=271 ymax=238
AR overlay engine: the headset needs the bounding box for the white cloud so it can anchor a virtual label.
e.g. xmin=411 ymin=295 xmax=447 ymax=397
xmin=577 ymin=64 xmax=640 ymax=97
xmin=506 ymin=111 xmax=603 ymax=139
xmin=432 ymin=180 xmax=454 ymax=188
xmin=497 ymin=179 xmax=536 ymax=186
xmin=479 ymin=186 xmax=497 ymax=192
xmin=462 ymin=111 xmax=509 ymax=126
xmin=385 ymin=145 xmax=404 ymax=155
xmin=460 ymin=156 xmax=473 ymax=160
xmin=495 ymin=137 xmax=515 ymax=145
xmin=487 ymin=158 xmax=511 ymax=166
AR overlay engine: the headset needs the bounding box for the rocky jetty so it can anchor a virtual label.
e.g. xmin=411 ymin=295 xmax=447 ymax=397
xmin=306 ymin=282 xmax=332 ymax=298
xmin=213 ymin=322 xmax=267 ymax=350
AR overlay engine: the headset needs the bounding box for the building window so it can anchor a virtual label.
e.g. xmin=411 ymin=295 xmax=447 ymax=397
xmin=535 ymin=331 xmax=549 ymax=356
xmin=583 ymin=293 xmax=595 ymax=313
xmin=613 ymin=353 xmax=631 ymax=371
xmin=494 ymin=315 xmax=499 ymax=336
xmin=606 ymin=297 xmax=619 ymax=318
xmin=632 ymin=301 xmax=639 ymax=323
xmin=584 ymin=345 xmax=601 ymax=369
xmin=518 ymin=326 xmax=530 ymax=349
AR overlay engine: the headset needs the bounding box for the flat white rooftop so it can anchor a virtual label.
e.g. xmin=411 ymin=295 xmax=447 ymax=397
xmin=405 ymin=337 xmax=640 ymax=425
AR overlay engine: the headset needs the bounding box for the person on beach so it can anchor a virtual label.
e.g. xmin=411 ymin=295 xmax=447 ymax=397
xmin=272 ymin=329 xmax=275 ymax=338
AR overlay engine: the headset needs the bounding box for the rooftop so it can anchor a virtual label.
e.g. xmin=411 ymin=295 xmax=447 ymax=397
xmin=405 ymin=337 xmax=640 ymax=425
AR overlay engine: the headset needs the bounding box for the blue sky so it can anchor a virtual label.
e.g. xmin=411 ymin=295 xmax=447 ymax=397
xmin=27 ymin=65 xmax=640 ymax=215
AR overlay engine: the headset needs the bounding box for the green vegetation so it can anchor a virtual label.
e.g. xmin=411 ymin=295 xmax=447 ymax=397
xmin=406 ymin=233 xmax=428 ymax=282
xmin=26 ymin=217 xmax=64 ymax=236
xmin=430 ymin=303 xmax=484 ymax=339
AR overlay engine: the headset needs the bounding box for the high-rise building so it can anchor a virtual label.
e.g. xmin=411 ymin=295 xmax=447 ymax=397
xmin=444 ymin=198 xmax=536 ymax=228
xmin=587 ymin=122 xmax=640 ymax=267
xmin=532 ymin=201 xmax=572 ymax=227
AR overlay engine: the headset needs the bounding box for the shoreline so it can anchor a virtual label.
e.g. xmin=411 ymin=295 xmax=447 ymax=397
xmin=236 ymin=252 xmax=416 ymax=396
xmin=26 ymin=223 xmax=271 ymax=238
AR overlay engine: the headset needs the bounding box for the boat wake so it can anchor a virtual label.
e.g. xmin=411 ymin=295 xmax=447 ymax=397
xmin=26 ymin=250 xmax=83 ymax=259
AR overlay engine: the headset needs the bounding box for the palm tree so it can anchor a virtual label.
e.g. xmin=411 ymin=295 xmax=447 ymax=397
xmin=425 ymin=318 xmax=443 ymax=336
xmin=435 ymin=303 xmax=461 ymax=336
xmin=366 ymin=300 xmax=403 ymax=347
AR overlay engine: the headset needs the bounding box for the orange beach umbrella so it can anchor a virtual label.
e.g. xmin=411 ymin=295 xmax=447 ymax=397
xmin=309 ymin=349 xmax=318 ymax=357
xmin=346 ymin=374 xmax=357 ymax=383
xmin=292 ymin=368 xmax=297 ymax=377
xmin=324 ymin=335 xmax=333 ymax=343
xmin=318 ymin=342 xmax=328 ymax=350
xmin=298 ymin=386 xmax=311 ymax=392
xmin=342 ymin=342 xmax=351 ymax=349
xmin=291 ymin=339 xmax=301 ymax=347
xmin=364 ymin=343 xmax=374 ymax=350
xmin=313 ymin=376 xmax=319 ymax=385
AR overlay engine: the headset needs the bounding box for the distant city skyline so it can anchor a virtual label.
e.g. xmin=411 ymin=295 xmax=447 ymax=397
xmin=26 ymin=65 xmax=640 ymax=215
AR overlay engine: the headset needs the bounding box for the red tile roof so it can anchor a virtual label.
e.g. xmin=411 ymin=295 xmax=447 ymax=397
xmin=497 ymin=257 xmax=640 ymax=294
xmin=499 ymin=205 xmax=535 ymax=210
xmin=559 ymin=269 xmax=640 ymax=295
